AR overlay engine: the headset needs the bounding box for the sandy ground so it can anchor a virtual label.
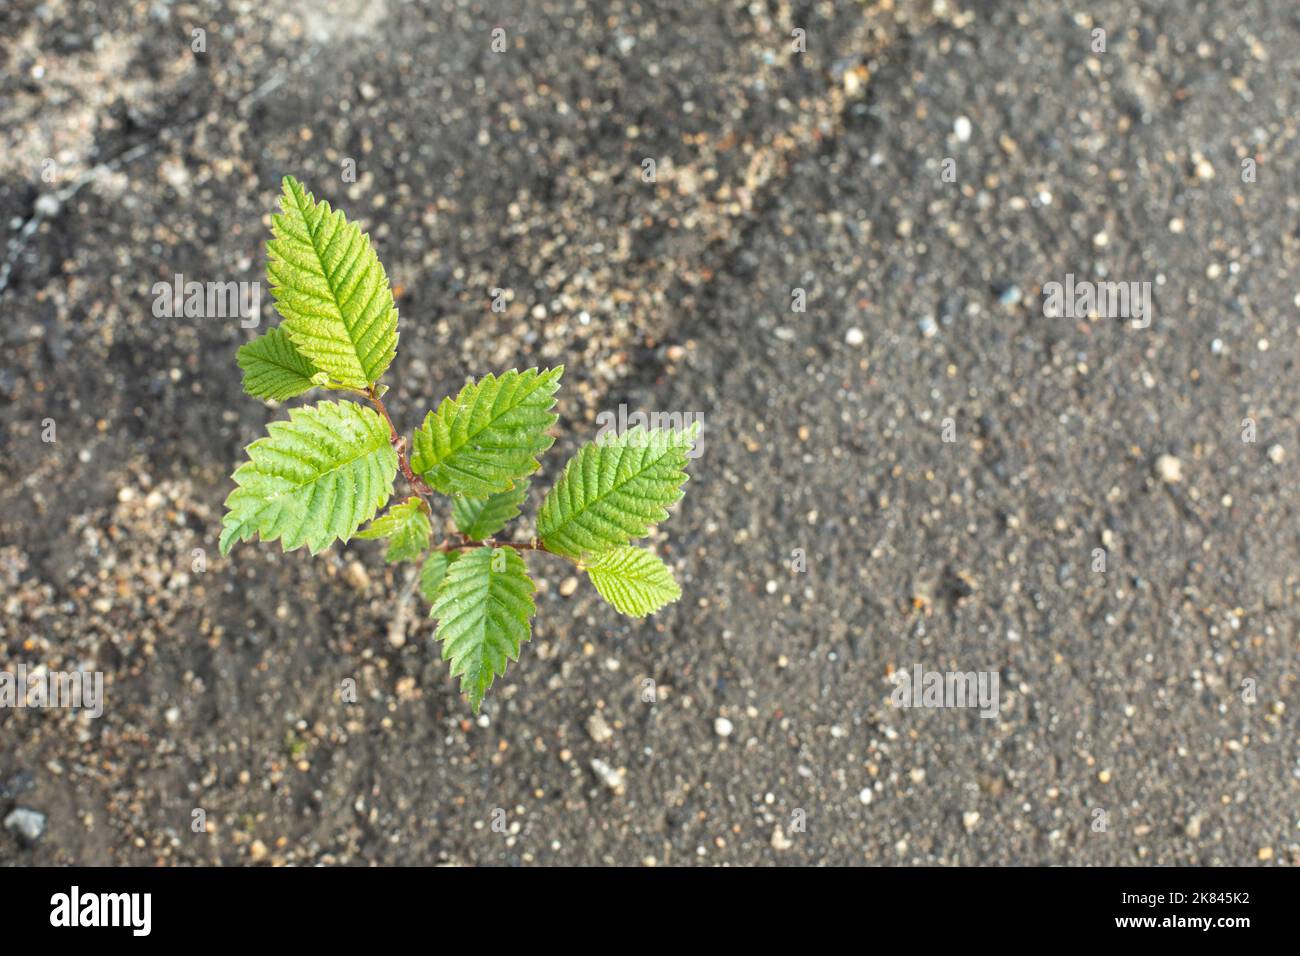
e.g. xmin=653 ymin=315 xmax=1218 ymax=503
xmin=1 ymin=0 xmax=1298 ymax=865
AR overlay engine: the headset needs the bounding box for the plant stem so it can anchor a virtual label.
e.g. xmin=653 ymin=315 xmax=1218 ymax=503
xmin=359 ymin=384 xmax=566 ymax=563
xmin=363 ymin=384 xmax=437 ymax=501
xmin=428 ymin=536 xmax=550 ymax=554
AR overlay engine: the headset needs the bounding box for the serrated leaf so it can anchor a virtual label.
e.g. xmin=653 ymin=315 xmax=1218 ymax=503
xmin=411 ymin=367 xmax=562 ymax=497
xmin=418 ymin=551 xmax=458 ymax=604
xmin=583 ymin=546 xmax=682 ymax=617
xmin=267 ymin=176 xmax=398 ymax=389
xmin=237 ymin=325 xmax=320 ymax=401
xmin=537 ymin=424 xmax=698 ymax=558
xmin=429 ymin=547 xmax=536 ymax=712
xmin=452 ymin=481 xmax=530 ymax=541
xmin=220 ymin=400 xmax=397 ymax=555
xmin=357 ymin=496 xmax=432 ymax=563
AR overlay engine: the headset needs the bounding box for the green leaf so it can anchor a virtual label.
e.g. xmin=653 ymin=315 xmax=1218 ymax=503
xmin=220 ymin=400 xmax=397 ymax=555
xmin=537 ymin=424 xmax=698 ymax=558
xmin=411 ymin=367 xmax=562 ymax=497
xmin=583 ymin=547 xmax=682 ymax=617
xmin=418 ymin=551 xmax=458 ymax=604
xmin=267 ymin=176 xmax=398 ymax=389
xmin=237 ymin=325 xmax=320 ymax=401
xmin=429 ymin=547 xmax=536 ymax=713
xmin=452 ymin=481 xmax=530 ymax=541
xmin=357 ymin=496 xmax=432 ymax=563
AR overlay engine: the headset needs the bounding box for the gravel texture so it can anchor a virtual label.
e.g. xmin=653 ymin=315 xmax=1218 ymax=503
xmin=1 ymin=0 xmax=1297 ymax=865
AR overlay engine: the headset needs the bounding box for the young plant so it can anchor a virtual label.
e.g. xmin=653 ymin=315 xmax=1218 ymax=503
xmin=221 ymin=176 xmax=697 ymax=711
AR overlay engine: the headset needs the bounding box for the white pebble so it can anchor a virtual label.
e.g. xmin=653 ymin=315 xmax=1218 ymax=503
xmin=845 ymin=327 xmax=865 ymax=346
xmin=953 ymin=116 xmax=972 ymax=142
xmin=1155 ymin=453 xmax=1183 ymax=484
xmin=585 ymin=711 xmax=613 ymax=743
xmin=771 ymin=825 xmax=793 ymax=850
xmin=858 ymin=787 xmax=873 ymax=805
xmin=714 ymin=717 xmax=734 ymax=738
xmin=590 ymin=759 xmax=625 ymax=794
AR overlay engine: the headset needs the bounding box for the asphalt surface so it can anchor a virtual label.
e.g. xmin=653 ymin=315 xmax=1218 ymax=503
xmin=1 ymin=0 xmax=1298 ymax=865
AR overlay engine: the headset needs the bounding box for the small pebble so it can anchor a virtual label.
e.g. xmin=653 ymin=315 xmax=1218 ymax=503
xmin=1155 ymin=454 xmax=1183 ymax=484
xmin=962 ymin=811 xmax=980 ymax=832
xmin=845 ymin=327 xmax=865 ymax=346
xmin=590 ymin=759 xmax=625 ymax=794
xmin=858 ymin=787 xmax=873 ymax=805
xmin=343 ymin=561 xmax=369 ymax=591
xmin=585 ymin=710 xmax=613 ymax=744
xmin=4 ymin=807 xmax=47 ymax=844
xmin=771 ymin=825 xmax=793 ymax=850
xmin=559 ymin=576 xmax=578 ymax=597
xmin=714 ymin=716 xmax=734 ymax=738
xmin=34 ymin=194 xmax=60 ymax=218
xmin=953 ymin=116 xmax=972 ymax=142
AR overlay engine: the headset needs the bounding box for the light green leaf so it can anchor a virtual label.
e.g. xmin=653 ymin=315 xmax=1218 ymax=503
xmin=418 ymin=551 xmax=458 ymax=604
xmin=452 ymin=481 xmax=530 ymax=541
xmin=429 ymin=547 xmax=536 ymax=713
xmin=267 ymin=176 xmax=398 ymax=389
xmin=537 ymin=424 xmax=698 ymax=558
xmin=237 ymin=325 xmax=320 ymax=401
xmin=220 ymin=400 xmax=397 ymax=555
xmin=357 ymin=496 xmax=432 ymax=563
xmin=411 ymin=367 xmax=562 ymax=497
xmin=583 ymin=546 xmax=682 ymax=617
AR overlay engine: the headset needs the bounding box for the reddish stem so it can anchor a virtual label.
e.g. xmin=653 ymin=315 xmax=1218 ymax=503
xmin=361 ymin=385 xmax=559 ymax=560
xmin=365 ymin=385 xmax=436 ymax=500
